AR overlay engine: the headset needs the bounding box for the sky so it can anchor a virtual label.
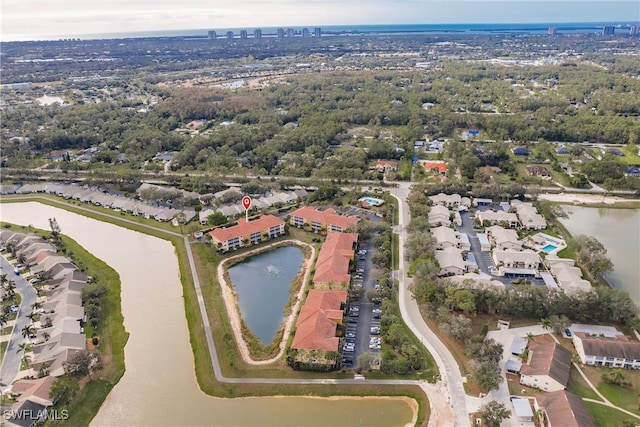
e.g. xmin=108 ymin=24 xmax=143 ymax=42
xmin=1 ymin=0 xmax=639 ymax=41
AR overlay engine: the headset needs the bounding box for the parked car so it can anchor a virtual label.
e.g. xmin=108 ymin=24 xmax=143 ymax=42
xmin=370 ymin=326 xmax=380 ymax=335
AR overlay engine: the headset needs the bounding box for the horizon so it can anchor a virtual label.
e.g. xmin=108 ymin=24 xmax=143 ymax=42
xmin=2 ymin=0 xmax=639 ymax=42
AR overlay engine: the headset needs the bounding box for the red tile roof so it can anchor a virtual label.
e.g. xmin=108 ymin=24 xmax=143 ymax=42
xmin=424 ymin=162 xmax=448 ymax=173
xmin=313 ymin=232 xmax=358 ymax=285
xmin=291 ymin=290 xmax=347 ymax=351
xmin=209 ymin=215 xmax=284 ymax=242
xmin=536 ymin=391 xmax=595 ymax=427
xmin=290 ymin=206 xmax=359 ymax=231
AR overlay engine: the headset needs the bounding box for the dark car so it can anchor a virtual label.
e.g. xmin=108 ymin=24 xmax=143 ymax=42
xmin=564 ymin=329 xmax=572 ymax=337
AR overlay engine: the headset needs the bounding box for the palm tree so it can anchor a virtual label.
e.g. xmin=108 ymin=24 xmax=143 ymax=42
xmin=541 ymin=318 xmax=551 ymax=333
xmin=17 ymin=253 xmax=27 ymax=266
xmin=608 ymin=368 xmax=625 ymax=385
xmin=31 ymin=301 xmax=42 ymax=311
xmin=43 ymin=332 xmax=50 ymax=342
xmin=21 ymin=325 xmax=36 ymax=341
xmin=526 ymin=332 xmax=535 ymax=343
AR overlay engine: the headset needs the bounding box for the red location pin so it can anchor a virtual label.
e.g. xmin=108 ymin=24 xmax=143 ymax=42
xmin=242 ymin=195 xmax=252 ymax=210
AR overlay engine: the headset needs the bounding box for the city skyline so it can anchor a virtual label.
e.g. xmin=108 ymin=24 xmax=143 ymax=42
xmin=1 ymin=0 xmax=639 ymax=41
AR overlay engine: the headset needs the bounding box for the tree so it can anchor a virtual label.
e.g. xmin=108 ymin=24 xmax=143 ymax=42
xmin=541 ymin=318 xmax=551 ymax=333
xmin=63 ymin=350 xmax=101 ymax=379
xmin=206 ymin=211 xmax=228 ymax=226
xmin=478 ymin=400 xmax=511 ymax=426
xmin=49 ymin=376 xmax=79 ymax=405
xmin=21 ymin=325 xmax=36 ymax=341
xmin=548 ymin=315 xmax=571 ymax=334
xmin=404 ymin=232 xmax=435 ymax=263
xmin=473 ymin=360 xmax=504 ymax=391
xmin=357 ymin=352 xmax=374 ymax=371
xmin=607 ymin=368 xmax=625 ymax=386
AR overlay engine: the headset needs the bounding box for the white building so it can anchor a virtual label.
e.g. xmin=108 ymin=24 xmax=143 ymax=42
xmin=573 ymin=332 xmax=640 ymax=369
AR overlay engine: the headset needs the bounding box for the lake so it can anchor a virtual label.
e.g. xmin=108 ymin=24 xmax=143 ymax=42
xmin=560 ymin=206 xmax=640 ymax=305
xmin=227 ymin=246 xmax=304 ymax=344
xmin=0 ymin=202 xmax=415 ymax=426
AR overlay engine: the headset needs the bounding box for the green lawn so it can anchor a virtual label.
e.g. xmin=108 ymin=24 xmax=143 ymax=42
xmin=581 ymin=365 xmax=640 ymax=416
xmin=567 ymin=367 xmax=601 ymax=401
xmin=585 ymin=401 xmax=640 ymax=427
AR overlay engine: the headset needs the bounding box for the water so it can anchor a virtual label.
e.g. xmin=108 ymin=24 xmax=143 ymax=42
xmin=0 ymin=202 xmax=415 ymax=426
xmin=227 ymin=246 xmax=304 ymax=344
xmin=542 ymin=244 xmax=557 ymax=253
xmin=560 ymin=207 xmax=640 ymax=305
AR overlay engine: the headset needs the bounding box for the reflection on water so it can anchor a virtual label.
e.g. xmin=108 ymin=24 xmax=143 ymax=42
xmin=560 ymin=206 xmax=640 ymax=305
xmin=0 ymin=203 xmax=415 ymax=427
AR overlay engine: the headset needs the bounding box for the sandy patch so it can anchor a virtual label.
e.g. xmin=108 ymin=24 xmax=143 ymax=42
xmin=217 ymin=240 xmax=315 ymax=365
xmin=538 ymin=193 xmax=640 ymax=205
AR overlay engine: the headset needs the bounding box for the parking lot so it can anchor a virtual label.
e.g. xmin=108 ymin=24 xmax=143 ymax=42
xmin=341 ymin=238 xmax=383 ymax=369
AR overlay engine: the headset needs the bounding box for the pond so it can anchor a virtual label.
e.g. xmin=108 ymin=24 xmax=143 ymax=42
xmin=227 ymin=246 xmax=304 ymax=344
xmin=560 ymin=206 xmax=640 ymax=305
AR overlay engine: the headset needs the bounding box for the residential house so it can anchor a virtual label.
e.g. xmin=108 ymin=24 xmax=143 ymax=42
xmin=313 ymin=233 xmax=358 ymax=286
xmin=534 ymin=391 xmax=595 ymax=427
xmin=373 ymin=159 xmax=398 ymax=173
xmin=573 ymin=332 xmax=640 ymax=369
xmin=209 ymin=215 xmax=285 ymax=252
xmin=625 ymin=166 xmax=640 ymax=177
xmin=10 ymin=376 xmax=56 ymax=407
xmin=429 ymin=193 xmax=461 ymax=208
xmin=431 ymin=226 xmax=470 ymax=251
xmin=289 ymin=206 xmax=359 ymax=233
xmin=525 ymin=165 xmax=552 ymax=179
xmin=511 ymin=200 xmax=547 ymax=230
xmin=291 ymin=290 xmax=347 ymax=352
xmin=545 ymin=255 xmax=592 ymax=295
xmin=512 ymin=146 xmax=530 ymax=156
xmin=428 ymin=205 xmax=451 ymax=227
xmin=434 ymin=248 xmax=466 ymax=276
xmin=485 ymin=226 xmax=522 ymax=250
xmin=520 ymin=342 xmax=572 ymax=392
xmin=423 ymin=161 xmax=447 ymax=175
xmin=476 ymin=210 xmax=519 ymax=228
xmin=492 ymin=249 xmax=541 ymax=271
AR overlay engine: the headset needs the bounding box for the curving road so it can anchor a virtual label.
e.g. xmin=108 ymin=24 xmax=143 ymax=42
xmin=0 ymin=256 xmax=37 ymax=389
xmin=388 ymin=183 xmax=471 ymax=426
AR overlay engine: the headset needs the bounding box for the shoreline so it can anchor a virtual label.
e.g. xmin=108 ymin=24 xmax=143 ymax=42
xmin=538 ymin=193 xmax=640 ymax=206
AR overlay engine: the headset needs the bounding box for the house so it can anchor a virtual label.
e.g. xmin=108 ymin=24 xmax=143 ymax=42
xmin=185 ymin=120 xmax=204 ymax=131
xmin=625 ymin=166 xmax=640 ymax=177
xmin=555 ymin=146 xmax=570 ymax=155
xmin=520 ymin=342 xmax=572 ymax=392
xmin=431 ymin=226 xmax=470 ymax=251
xmin=423 ymin=161 xmax=447 ymax=175
xmin=429 ymin=193 xmax=461 ymax=208
xmin=572 ymin=332 xmax=640 ymax=368
xmin=373 ymin=159 xmax=398 ymax=172
xmin=525 ymin=165 xmax=552 ymax=179
xmin=313 ymin=232 xmax=358 ymax=286
xmin=289 ymin=206 xmax=359 ymax=233
xmin=476 ymin=210 xmax=519 ymax=228
xmin=291 ymin=289 xmax=347 ymax=352
xmin=428 ymin=205 xmax=451 ymax=227
xmin=485 ymin=226 xmax=522 ymax=250
xmin=493 ymin=249 xmax=541 ymax=271
xmin=6 ymin=399 xmax=49 ymax=427
xmin=209 ymin=215 xmax=285 ymax=252
xmin=545 ymin=255 xmax=592 ymax=295
xmin=512 ymin=146 xmax=530 ymax=156
xmin=10 ymin=376 xmax=56 ymax=407
xmin=434 ymin=248 xmax=466 ymax=276
xmin=534 ymin=390 xmax=595 ymax=427
xmin=511 ymin=200 xmax=547 ymax=230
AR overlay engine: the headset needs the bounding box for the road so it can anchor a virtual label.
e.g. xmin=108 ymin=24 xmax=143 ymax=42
xmin=0 ymin=255 xmax=38 ymax=389
xmin=389 ymin=182 xmax=471 ymax=426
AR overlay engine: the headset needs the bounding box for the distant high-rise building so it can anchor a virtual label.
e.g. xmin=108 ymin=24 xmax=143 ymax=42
xmin=602 ymin=25 xmax=615 ymax=35
xmin=226 ymin=31 xmax=234 ymax=40
xmin=314 ymin=27 xmax=322 ymax=37
xmin=302 ymin=28 xmax=310 ymax=38
xmin=277 ymin=28 xmax=285 ymax=38
xmin=254 ymin=28 xmax=262 ymax=39
xmin=240 ymin=29 xmax=248 ymax=39
xmin=287 ymin=28 xmax=295 ymax=38
xmin=208 ymin=30 xmax=217 ymax=40
xmin=630 ymin=25 xmax=640 ymax=35
xmin=548 ymin=27 xmax=557 ymax=35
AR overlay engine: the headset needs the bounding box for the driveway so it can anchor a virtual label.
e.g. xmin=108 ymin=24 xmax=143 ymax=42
xmin=0 ymin=255 xmax=38 ymax=388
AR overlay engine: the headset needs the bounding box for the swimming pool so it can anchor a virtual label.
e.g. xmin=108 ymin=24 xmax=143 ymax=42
xmin=359 ymin=197 xmax=384 ymax=206
xmin=542 ymin=244 xmax=557 ymax=253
